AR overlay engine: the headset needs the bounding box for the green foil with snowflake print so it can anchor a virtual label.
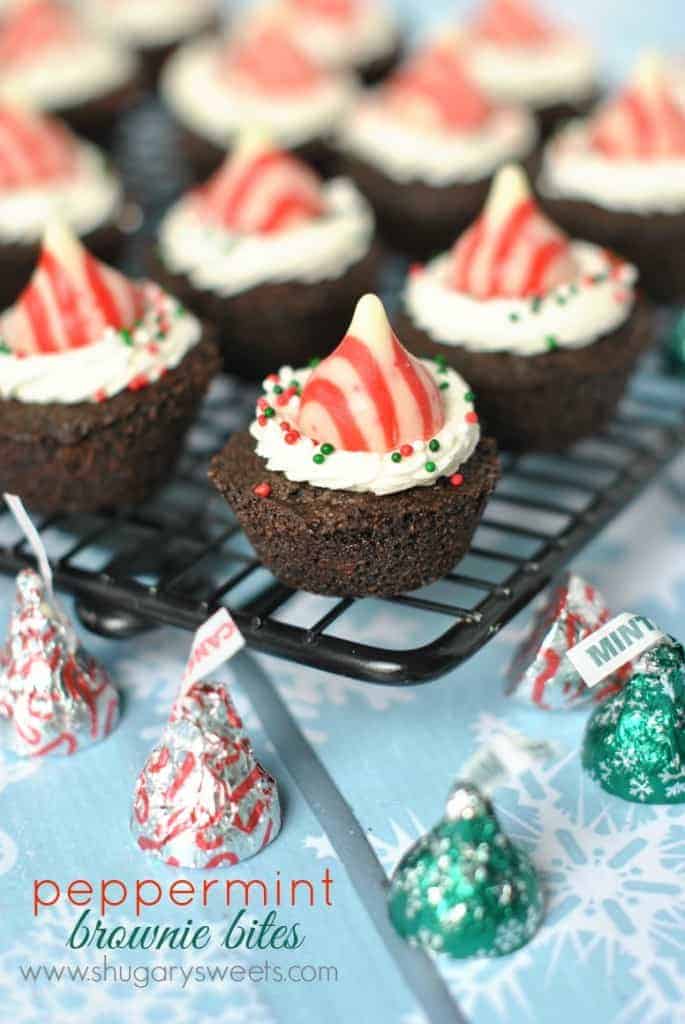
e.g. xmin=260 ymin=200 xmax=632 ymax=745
xmin=666 ymin=310 xmax=685 ymax=375
xmin=582 ymin=637 xmax=685 ymax=804
xmin=387 ymin=782 xmax=543 ymax=960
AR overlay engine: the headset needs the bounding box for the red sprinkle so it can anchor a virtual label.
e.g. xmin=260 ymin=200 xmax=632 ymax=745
xmin=257 ymin=414 xmax=268 ymax=427
xmin=450 ymin=473 xmax=464 ymax=487
xmin=400 ymin=444 xmax=414 ymax=457
xmin=465 ymin=411 xmax=479 ymax=424
xmin=128 ymin=373 xmax=149 ymax=391
xmin=277 ymin=386 xmax=298 ymax=407
xmin=613 ymin=288 xmax=628 ymax=304
xmin=146 ymin=342 xmax=160 ymax=355
xmin=93 ymin=387 xmax=107 ymax=403
xmin=409 ymin=262 xmax=424 ymax=277
xmin=266 ymin=373 xmax=279 ymax=383
xmin=253 ymin=482 xmax=272 ymax=498
xmin=280 ymin=421 xmax=291 ymax=431
xmin=257 ymin=396 xmax=269 ymax=410
xmin=284 ymin=430 xmax=300 ymax=444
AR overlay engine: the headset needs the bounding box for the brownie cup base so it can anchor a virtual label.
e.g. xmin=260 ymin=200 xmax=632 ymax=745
xmin=148 ymin=243 xmax=382 ymax=382
xmin=397 ymin=298 xmax=654 ymax=451
xmin=338 ymin=151 xmax=540 ymax=261
xmin=355 ymin=40 xmax=403 ymax=84
xmin=56 ymin=76 xmax=143 ymax=148
xmin=209 ymin=434 xmax=500 ymax=598
xmin=534 ymin=90 xmax=601 ymax=139
xmin=542 ymin=196 xmax=685 ymax=304
xmin=0 ymin=335 xmax=220 ymax=515
xmin=0 ymin=217 xmax=126 ymax=311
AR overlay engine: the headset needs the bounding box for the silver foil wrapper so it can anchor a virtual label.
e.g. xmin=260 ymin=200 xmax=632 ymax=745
xmin=131 ymin=681 xmax=281 ymax=868
xmin=0 ymin=569 xmax=119 ymax=756
xmin=506 ymin=573 xmax=631 ymax=711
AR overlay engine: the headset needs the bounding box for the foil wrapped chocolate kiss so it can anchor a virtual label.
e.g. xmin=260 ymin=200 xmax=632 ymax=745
xmin=0 ymin=497 xmax=119 ymax=756
xmin=131 ymin=609 xmax=281 ymax=868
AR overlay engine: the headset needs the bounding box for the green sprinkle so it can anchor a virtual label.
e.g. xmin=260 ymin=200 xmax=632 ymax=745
xmin=545 ymin=335 xmax=559 ymax=351
xmin=156 ymin=331 xmax=165 ymax=341
xmin=439 ymin=381 xmax=450 ymax=390
xmin=0 ymin=339 xmax=10 ymax=354
xmin=308 ymin=357 xmax=321 ymax=368
xmin=425 ymin=461 xmax=437 ymax=473
xmin=429 ymin=439 xmax=440 ymax=453
xmin=321 ymin=443 xmax=334 ymax=456
xmin=263 ymin=406 xmax=275 ymax=418
xmin=289 ymin=379 xmax=300 ymax=389
xmin=592 ymin=272 xmax=608 ymax=284
xmin=569 ymin=283 xmax=579 ymax=295
xmin=175 ymin=303 xmax=185 ymax=318
xmin=313 ymin=453 xmax=325 ymax=465
xmin=464 ymin=391 xmax=475 ymax=402
xmin=531 ymin=296 xmax=543 ymax=313
xmin=556 ymin=294 xmax=567 ymax=306
xmin=120 ymin=328 xmax=133 ymax=346
xmin=509 ymin=312 xmax=520 ymax=322
xmin=273 ymin=384 xmax=283 ymax=395
xmin=391 ymin=452 xmax=402 ymax=463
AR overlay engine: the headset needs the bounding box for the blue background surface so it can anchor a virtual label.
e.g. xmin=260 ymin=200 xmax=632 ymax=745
xmin=1 ymin=2 xmax=685 ymax=1023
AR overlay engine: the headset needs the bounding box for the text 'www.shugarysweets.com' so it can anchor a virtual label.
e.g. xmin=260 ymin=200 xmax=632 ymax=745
xmin=31 ymin=872 xmax=335 ymax=954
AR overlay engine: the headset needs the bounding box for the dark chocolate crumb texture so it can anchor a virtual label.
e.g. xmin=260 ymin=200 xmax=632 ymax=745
xmin=210 ymin=294 xmax=499 ymax=598
xmin=0 ymin=222 xmax=219 ymax=515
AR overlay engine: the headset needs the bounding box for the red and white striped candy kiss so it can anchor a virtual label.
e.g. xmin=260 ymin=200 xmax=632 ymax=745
xmin=287 ymin=0 xmax=358 ymax=20
xmin=223 ymin=22 xmax=324 ymax=94
xmin=0 ymin=221 xmax=144 ymax=356
xmin=0 ymin=100 xmax=77 ymax=189
xmin=589 ymin=52 xmax=685 ymax=160
xmin=386 ymin=40 xmax=493 ymax=132
xmin=0 ymin=0 xmax=80 ymax=65
xmin=470 ymin=0 xmax=557 ymax=47
xmin=298 ymin=294 xmax=445 ymax=453
xmin=447 ymin=163 xmax=578 ymax=299
xmin=195 ymin=131 xmax=325 ymax=234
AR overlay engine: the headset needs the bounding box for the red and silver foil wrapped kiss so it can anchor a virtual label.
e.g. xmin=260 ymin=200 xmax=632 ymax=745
xmin=507 ymin=573 xmax=632 ymax=710
xmin=0 ymin=570 xmax=119 ymax=756
xmin=131 ymin=609 xmax=281 ymax=868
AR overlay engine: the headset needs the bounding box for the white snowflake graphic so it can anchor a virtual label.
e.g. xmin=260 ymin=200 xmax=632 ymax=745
xmin=303 ymin=834 xmax=338 ymax=860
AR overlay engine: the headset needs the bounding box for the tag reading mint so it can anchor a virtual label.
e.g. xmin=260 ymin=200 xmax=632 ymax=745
xmin=183 ymin=608 xmax=245 ymax=692
xmin=567 ymin=611 xmax=665 ymax=688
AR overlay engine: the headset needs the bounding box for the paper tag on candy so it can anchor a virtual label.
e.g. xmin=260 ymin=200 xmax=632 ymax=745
xmin=4 ymin=493 xmax=54 ymax=596
xmin=567 ymin=612 xmax=665 ymax=688
xmin=182 ymin=608 xmax=245 ymax=692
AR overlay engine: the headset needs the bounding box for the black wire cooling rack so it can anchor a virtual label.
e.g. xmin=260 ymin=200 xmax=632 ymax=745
xmin=0 ymin=360 xmax=682 ymax=685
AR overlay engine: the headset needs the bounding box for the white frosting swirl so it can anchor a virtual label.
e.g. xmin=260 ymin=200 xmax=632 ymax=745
xmin=404 ymin=243 xmax=636 ymax=357
xmin=468 ymin=37 xmax=597 ymax=108
xmin=161 ymin=37 xmax=357 ymax=149
xmin=282 ymin=3 xmax=398 ymax=71
xmin=0 ymin=143 xmax=121 ymax=243
xmin=540 ymin=120 xmax=685 ymax=214
xmin=158 ymin=178 xmax=374 ymax=296
xmin=79 ymin=0 xmax=218 ymax=47
xmin=0 ymin=38 xmax=136 ymax=110
xmin=0 ymin=288 xmax=202 ymax=404
xmin=337 ymin=100 xmax=537 ymax=186
xmin=250 ymin=361 xmax=480 ymax=496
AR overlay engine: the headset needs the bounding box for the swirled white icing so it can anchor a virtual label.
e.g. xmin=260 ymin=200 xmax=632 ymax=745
xmin=0 ymin=38 xmax=136 ymax=110
xmin=404 ymin=243 xmax=636 ymax=356
xmin=467 ymin=37 xmax=597 ymax=108
xmin=337 ymin=100 xmax=536 ymax=186
xmin=161 ymin=37 xmax=357 ymax=149
xmin=540 ymin=120 xmax=685 ymax=214
xmin=79 ymin=0 xmax=218 ymax=47
xmin=158 ymin=178 xmax=374 ymax=296
xmin=249 ymin=361 xmax=480 ymax=496
xmin=0 ymin=287 xmax=202 ymax=404
xmin=0 ymin=143 xmax=121 ymax=243
xmin=281 ymin=2 xmax=398 ymax=71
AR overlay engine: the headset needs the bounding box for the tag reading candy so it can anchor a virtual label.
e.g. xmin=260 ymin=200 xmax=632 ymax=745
xmin=567 ymin=612 xmax=665 ymax=689
xmin=182 ymin=608 xmax=245 ymax=693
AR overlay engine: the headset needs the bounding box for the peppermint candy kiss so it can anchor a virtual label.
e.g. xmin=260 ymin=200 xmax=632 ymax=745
xmin=222 ymin=22 xmax=324 ymax=95
xmin=386 ymin=42 xmax=493 ymax=133
xmin=448 ymin=163 xmax=578 ymax=299
xmin=0 ymin=0 xmax=80 ymax=66
xmin=589 ymin=52 xmax=685 ymax=160
xmin=194 ymin=131 xmax=326 ymax=235
xmin=0 ymin=221 xmax=144 ymax=356
xmin=470 ymin=0 xmax=558 ymax=47
xmin=0 ymin=101 xmax=77 ymax=188
xmin=298 ymin=294 xmax=445 ymax=453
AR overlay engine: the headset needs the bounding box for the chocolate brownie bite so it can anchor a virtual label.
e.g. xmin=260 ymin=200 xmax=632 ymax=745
xmin=540 ymin=53 xmax=685 ymax=304
xmin=398 ymin=164 xmax=654 ymax=452
xmin=0 ymin=0 xmax=140 ymax=147
xmin=461 ymin=0 xmax=600 ymax=139
xmin=75 ymin=0 xmax=221 ymax=88
xmin=161 ymin=16 xmax=357 ymax=180
xmin=0 ymin=99 xmax=126 ymax=307
xmin=151 ymin=131 xmax=378 ymax=382
xmin=0 ymin=222 xmax=219 ymax=514
xmin=336 ymin=38 xmax=537 ymax=260
xmin=210 ymin=294 xmax=499 ymax=598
